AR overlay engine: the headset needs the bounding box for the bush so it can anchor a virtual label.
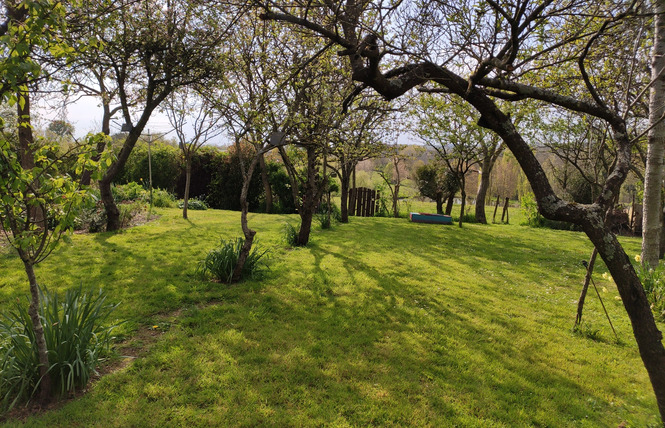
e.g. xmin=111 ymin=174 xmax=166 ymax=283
xmin=178 ymin=198 xmax=208 ymax=210
xmin=0 ymin=286 xmax=119 ymax=410
xmin=112 ymin=182 xmax=146 ymax=203
xmin=196 ymin=237 xmax=268 ymax=283
xmin=151 ymin=188 xmax=176 ymax=208
xmin=282 ymin=222 xmax=300 ymax=246
xmin=115 ymin=141 xmax=181 ymax=192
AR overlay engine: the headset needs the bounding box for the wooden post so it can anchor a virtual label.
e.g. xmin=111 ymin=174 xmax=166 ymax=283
xmin=501 ymin=197 xmax=510 ymax=224
xmin=493 ymin=195 xmax=500 ymax=223
xmin=369 ymin=189 xmax=376 ymax=216
xmin=357 ymin=188 xmax=364 ymax=216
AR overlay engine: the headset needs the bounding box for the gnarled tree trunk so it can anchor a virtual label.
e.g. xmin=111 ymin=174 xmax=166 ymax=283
xmin=297 ymin=146 xmax=321 ymax=246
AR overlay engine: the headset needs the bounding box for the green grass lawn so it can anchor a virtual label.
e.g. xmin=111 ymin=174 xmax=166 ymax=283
xmin=0 ymin=205 xmax=659 ymax=427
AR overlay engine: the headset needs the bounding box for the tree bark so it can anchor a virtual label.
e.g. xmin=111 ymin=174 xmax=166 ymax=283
xmin=475 ymin=161 xmax=492 ymax=224
xmin=642 ymin=0 xmax=665 ymax=269
xmin=22 ymin=259 xmax=51 ymax=403
xmin=436 ymin=192 xmax=443 ymax=214
xmin=183 ymin=155 xmax=192 ymax=220
xmin=459 ymin=186 xmax=466 ymax=228
xmin=17 ymin=91 xmax=35 ymax=170
xmin=349 ymin=166 xmax=357 ymax=215
xmin=445 ymin=193 xmax=455 ymax=215
xmin=340 ymin=163 xmax=350 ymax=223
xmin=232 ymin=153 xmax=261 ymax=282
xmin=297 ymin=146 xmax=320 ymax=246
xmin=259 ymin=153 xmax=272 ymax=214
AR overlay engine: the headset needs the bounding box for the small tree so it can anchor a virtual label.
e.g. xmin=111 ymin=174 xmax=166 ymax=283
xmin=0 ymin=133 xmax=110 ymax=402
xmin=164 ymin=89 xmax=222 ymax=219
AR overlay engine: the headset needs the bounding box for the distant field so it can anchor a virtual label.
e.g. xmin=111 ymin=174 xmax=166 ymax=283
xmin=0 ymin=206 xmax=658 ymax=427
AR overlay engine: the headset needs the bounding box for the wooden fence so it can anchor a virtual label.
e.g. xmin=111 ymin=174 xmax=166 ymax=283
xmin=349 ymin=187 xmax=380 ymax=217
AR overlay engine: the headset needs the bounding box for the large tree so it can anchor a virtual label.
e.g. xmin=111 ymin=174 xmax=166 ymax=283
xmin=643 ymin=0 xmax=665 ymax=268
xmin=259 ymin=0 xmax=665 ymax=419
xmin=68 ymin=0 xmax=237 ymax=230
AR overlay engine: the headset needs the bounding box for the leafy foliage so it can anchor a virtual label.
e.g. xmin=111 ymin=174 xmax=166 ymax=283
xmin=178 ymin=198 xmax=208 ymax=211
xmin=115 ymin=142 xmax=181 ymax=193
xmin=0 ymin=134 xmax=111 ymax=260
xmin=316 ymin=202 xmax=341 ymax=229
xmin=282 ymin=222 xmax=300 ymax=246
xmin=196 ymin=238 xmax=268 ymax=283
xmin=635 ymin=257 xmax=665 ymax=321
xmin=0 ymin=286 xmax=119 ymax=411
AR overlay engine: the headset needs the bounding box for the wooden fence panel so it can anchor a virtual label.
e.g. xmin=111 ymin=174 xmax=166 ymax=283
xmin=349 ymin=187 xmax=378 ymax=217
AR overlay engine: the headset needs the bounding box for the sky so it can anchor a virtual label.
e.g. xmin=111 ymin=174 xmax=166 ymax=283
xmin=36 ymin=94 xmax=206 ymax=143
xmin=36 ymin=92 xmax=416 ymax=147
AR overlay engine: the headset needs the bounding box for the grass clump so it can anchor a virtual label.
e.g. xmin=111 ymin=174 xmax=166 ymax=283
xmin=282 ymin=222 xmax=300 ymax=246
xmin=196 ymin=237 xmax=268 ymax=283
xmin=316 ymin=203 xmax=341 ymax=229
xmin=0 ymin=286 xmax=119 ymax=411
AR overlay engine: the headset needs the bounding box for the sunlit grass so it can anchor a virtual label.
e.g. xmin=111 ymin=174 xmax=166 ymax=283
xmin=0 ymin=205 xmax=658 ymax=426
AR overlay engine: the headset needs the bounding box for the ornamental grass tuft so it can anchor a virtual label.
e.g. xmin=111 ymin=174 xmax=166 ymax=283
xmin=0 ymin=286 xmax=120 ymax=411
xmin=196 ymin=237 xmax=268 ymax=283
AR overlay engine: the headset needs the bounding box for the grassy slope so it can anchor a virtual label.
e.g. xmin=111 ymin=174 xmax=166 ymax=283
xmin=0 ymin=207 xmax=658 ymax=427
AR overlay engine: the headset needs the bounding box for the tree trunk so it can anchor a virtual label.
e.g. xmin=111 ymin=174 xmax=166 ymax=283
xmin=393 ymin=182 xmax=400 ymax=218
xmin=259 ymin=153 xmax=272 ymax=214
xmin=99 ymin=177 xmax=120 ymax=231
xmin=661 ymin=205 xmax=665 ymax=259
xmin=17 ymin=91 xmax=35 ymax=170
xmin=436 ymin=192 xmax=443 ymax=214
xmin=297 ymin=146 xmax=320 ymax=246
xmin=232 ymin=153 xmax=261 ymax=282
xmin=476 ymin=161 xmax=492 ymax=224
xmin=445 ymin=193 xmax=455 ymax=215
xmin=642 ymin=0 xmax=665 ymax=269
xmin=340 ymin=163 xmax=350 ymax=223
xmin=585 ymin=223 xmax=665 ymax=421
xmin=22 ymin=259 xmax=51 ymax=403
xmin=349 ymin=166 xmax=357 ymax=215
xmin=183 ymin=155 xmax=192 ymax=220
xmin=459 ymin=187 xmax=466 ymax=228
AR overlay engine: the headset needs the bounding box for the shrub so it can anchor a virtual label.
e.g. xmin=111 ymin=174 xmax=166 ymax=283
xmin=0 ymin=286 xmax=119 ymax=411
xmin=282 ymin=222 xmax=300 ymax=246
xmin=112 ymin=182 xmax=146 ymax=203
xmin=178 ymin=198 xmax=208 ymax=210
xmin=151 ymin=188 xmax=176 ymax=208
xmin=196 ymin=237 xmax=268 ymax=283
xmin=115 ymin=141 xmax=181 ymax=192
